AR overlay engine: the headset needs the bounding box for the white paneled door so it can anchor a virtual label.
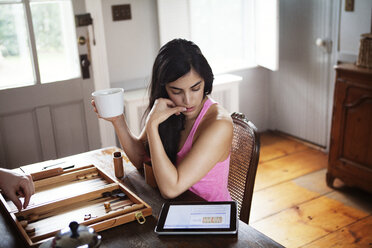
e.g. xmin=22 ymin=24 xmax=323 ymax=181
xmin=270 ymin=0 xmax=337 ymax=147
xmin=0 ymin=0 xmax=100 ymax=169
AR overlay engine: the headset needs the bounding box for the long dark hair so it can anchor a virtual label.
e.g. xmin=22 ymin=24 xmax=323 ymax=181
xmin=144 ymin=39 xmax=214 ymax=164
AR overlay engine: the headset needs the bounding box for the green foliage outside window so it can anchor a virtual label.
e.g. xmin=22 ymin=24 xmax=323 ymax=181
xmin=31 ymin=3 xmax=63 ymax=53
xmin=0 ymin=5 xmax=18 ymax=56
xmin=0 ymin=3 xmax=63 ymax=57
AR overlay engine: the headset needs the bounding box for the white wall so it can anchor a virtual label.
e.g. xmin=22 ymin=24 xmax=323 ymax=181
xmin=338 ymin=0 xmax=372 ymax=62
xmin=231 ymin=67 xmax=270 ymax=132
xmin=101 ymin=0 xmax=160 ymax=90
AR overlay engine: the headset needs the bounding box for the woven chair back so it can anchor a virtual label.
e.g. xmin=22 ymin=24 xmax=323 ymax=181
xmin=228 ymin=112 xmax=260 ymax=224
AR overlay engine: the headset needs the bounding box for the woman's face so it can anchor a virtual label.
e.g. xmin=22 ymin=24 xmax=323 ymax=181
xmin=165 ymin=68 xmax=205 ymax=120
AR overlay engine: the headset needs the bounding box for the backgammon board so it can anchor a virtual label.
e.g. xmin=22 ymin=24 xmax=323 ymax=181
xmin=0 ymin=164 xmax=152 ymax=247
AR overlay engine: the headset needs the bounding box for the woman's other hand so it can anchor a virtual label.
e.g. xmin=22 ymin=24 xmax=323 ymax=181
xmin=91 ymin=99 xmax=123 ymax=123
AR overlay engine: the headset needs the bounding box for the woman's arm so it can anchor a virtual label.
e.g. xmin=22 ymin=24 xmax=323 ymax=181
xmin=146 ymin=99 xmax=232 ymax=198
xmin=91 ymin=100 xmax=147 ymax=169
xmin=110 ymin=115 xmax=148 ymax=169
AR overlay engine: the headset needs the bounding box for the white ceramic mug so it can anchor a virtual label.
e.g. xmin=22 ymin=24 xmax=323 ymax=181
xmin=91 ymin=88 xmax=124 ymax=118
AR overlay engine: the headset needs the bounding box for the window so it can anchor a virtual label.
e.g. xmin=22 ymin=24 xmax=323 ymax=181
xmin=157 ymin=0 xmax=278 ymax=73
xmin=0 ymin=0 xmax=80 ymax=90
xmin=189 ymin=0 xmax=255 ymax=73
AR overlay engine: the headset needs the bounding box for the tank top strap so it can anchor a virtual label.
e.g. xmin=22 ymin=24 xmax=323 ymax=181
xmin=189 ymin=97 xmax=216 ymax=136
xmin=178 ymin=97 xmax=216 ymax=156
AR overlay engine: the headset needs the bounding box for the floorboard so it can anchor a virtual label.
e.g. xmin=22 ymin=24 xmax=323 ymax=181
xmin=251 ymin=196 xmax=369 ymax=247
xmin=251 ymin=181 xmax=320 ymax=223
xmin=260 ymin=132 xmax=309 ymax=163
xmin=251 ymin=132 xmax=372 ymax=248
xmin=254 ymin=149 xmax=327 ymax=191
xmin=301 ymin=216 xmax=372 ymax=248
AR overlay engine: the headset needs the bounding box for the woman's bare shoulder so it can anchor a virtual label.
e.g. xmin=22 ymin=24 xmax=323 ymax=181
xmin=191 ymin=101 xmax=233 ymax=161
xmin=207 ymin=103 xmax=232 ymax=122
xmin=198 ymin=103 xmax=233 ymax=133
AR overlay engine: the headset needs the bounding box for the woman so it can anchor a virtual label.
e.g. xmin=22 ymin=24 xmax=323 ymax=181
xmin=92 ymin=39 xmax=233 ymax=201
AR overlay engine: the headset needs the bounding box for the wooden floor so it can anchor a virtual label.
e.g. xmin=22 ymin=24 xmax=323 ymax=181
xmin=250 ymin=132 xmax=372 ymax=248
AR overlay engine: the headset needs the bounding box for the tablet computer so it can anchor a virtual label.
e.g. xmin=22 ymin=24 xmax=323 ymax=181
xmin=155 ymin=201 xmax=238 ymax=235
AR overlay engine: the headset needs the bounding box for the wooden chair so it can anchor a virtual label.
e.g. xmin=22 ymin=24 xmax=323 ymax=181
xmin=228 ymin=112 xmax=260 ymax=224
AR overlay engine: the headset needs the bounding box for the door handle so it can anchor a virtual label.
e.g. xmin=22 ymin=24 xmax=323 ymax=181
xmin=315 ymin=38 xmax=332 ymax=53
xmin=78 ymin=36 xmax=87 ymax=45
xmin=80 ymin=54 xmax=90 ymax=79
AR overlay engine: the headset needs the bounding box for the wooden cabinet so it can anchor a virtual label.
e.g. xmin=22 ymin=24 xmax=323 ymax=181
xmin=327 ymin=64 xmax=372 ymax=193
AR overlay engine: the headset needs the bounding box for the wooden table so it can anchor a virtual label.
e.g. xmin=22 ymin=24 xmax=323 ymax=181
xmin=0 ymin=147 xmax=284 ymax=248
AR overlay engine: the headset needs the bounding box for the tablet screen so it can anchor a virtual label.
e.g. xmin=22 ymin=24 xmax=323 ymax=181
xmin=164 ymin=204 xmax=231 ymax=229
xmin=155 ymin=201 xmax=238 ymax=235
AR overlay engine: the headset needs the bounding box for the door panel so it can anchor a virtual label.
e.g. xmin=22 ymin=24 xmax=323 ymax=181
xmin=1 ymin=112 xmax=41 ymax=168
xmin=53 ymin=101 xmax=88 ymax=158
xmin=35 ymin=106 xmax=57 ymax=161
xmin=270 ymin=0 xmax=336 ymax=147
xmin=0 ymin=0 xmax=100 ymax=169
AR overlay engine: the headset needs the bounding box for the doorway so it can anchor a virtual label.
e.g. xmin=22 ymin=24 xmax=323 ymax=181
xmin=0 ymin=0 xmax=100 ymax=168
xmin=269 ymin=0 xmax=338 ymax=147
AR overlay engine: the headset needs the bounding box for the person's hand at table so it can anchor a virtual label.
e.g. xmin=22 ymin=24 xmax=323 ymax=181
xmin=0 ymin=168 xmax=35 ymax=211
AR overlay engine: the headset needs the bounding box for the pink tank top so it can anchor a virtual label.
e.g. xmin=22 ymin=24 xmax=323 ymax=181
xmin=177 ymin=97 xmax=232 ymax=201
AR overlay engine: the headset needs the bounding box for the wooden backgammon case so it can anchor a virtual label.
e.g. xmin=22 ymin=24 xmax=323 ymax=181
xmin=0 ymin=164 xmax=152 ymax=247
